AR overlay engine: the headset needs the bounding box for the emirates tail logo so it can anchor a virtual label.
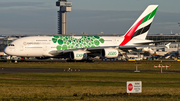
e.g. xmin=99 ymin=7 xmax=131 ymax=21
xmin=119 ymin=6 xmax=158 ymax=46
xmin=120 ymin=18 xmax=144 ymax=46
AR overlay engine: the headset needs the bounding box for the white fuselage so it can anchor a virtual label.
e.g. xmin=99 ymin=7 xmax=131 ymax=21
xmin=4 ymin=36 xmax=151 ymax=57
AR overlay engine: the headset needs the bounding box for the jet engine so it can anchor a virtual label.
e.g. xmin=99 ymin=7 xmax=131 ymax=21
xmin=102 ymin=48 xmax=119 ymax=58
xmin=70 ymin=50 xmax=88 ymax=60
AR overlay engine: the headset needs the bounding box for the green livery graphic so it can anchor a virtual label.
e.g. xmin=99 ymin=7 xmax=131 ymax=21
xmin=52 ymin=36 xmax=105 ymax=50
xmin=108 ymin=51 xmax=118 ymax=55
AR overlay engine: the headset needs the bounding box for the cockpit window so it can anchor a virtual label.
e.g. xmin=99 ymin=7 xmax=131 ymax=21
xmin=8 ymin=44 xmax=15 ymax=46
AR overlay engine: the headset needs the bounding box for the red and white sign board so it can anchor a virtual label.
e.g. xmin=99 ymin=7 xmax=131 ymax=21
xmin=127 ymin=81 xmax=142 ymax=93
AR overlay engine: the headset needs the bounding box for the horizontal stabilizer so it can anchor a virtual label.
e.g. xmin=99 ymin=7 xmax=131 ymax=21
xmin=133 ymin=40 xmax=174 ymax=45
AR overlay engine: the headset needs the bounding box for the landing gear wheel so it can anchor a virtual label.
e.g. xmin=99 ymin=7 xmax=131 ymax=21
xmin=86 ymin=59 xmax=95 ymax=62
xmin=66 ymin=60 xmax=76 ymax=62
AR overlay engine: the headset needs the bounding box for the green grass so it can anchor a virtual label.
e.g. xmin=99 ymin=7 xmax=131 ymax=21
xmin=0 ymin=72 xmax=180 ymax=100
xmin=0 ymin=62 xmax=180 ymax=100
xmin=0 ymin=61 xmax=180 ymax=71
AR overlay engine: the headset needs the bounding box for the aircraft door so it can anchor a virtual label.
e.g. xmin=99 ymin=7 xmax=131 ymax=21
xmin=43 ymin=46 xmax=47 ymax=51
xmin=113 ymin=39 xmax=117 ymax=44
xmin=20 ymin=45 xmax=24 ymax=51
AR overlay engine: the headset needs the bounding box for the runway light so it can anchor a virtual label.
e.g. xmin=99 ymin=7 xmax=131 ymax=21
xmin=153 ymin=64 xmax=171 ymax=73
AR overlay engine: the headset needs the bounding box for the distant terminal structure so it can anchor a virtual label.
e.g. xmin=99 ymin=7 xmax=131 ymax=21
xmin=0 ymin=36 xmax=17 ymax=52
xmin=147 ymin=34 xmax=180 ymax=42
xmin=146 ymin=34 xmax=180 ymax=52
xmin=56 ymin=0 xmax=72 ymax=35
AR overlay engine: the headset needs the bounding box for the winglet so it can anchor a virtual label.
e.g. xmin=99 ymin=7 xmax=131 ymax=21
xmin=165 ymin=43 xmax=171 ymax=49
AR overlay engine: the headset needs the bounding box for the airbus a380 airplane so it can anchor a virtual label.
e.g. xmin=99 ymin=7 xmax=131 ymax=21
xmin=4 ymin=5 xmax=159 ymax=61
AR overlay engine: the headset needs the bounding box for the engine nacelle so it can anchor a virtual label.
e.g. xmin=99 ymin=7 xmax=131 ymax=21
xmin=102 ymin=48 xmax=118 ymax=58
xmin=142 ymin=47 xmax=155 ymax=55
xmin=70 ymin=51 xmax=88 ymax=60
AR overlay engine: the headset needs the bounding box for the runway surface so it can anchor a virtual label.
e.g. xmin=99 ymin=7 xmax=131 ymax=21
xmin=24 ymin=60 xmax=177 ymax=63
xmin=0 ymin=68 xmax=177 ymax=73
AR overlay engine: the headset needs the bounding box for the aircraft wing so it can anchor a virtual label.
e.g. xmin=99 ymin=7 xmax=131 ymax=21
xmin=49 ymin=45 xmax=155 ymax=55
xmin=49 ymin=46 xmax=117 ymax=55
xmin=49 ymin=49 xmax=84 ymax=55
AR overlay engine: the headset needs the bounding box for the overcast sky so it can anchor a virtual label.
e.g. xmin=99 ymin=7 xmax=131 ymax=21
xmin=0 ymin=0 xmax=180 ymax=35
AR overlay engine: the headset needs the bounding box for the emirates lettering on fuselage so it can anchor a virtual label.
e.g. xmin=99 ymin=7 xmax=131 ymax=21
xmin=108 ymin=51 xmax=117 ymax=55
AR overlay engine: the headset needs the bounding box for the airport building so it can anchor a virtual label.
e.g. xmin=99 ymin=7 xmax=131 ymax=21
xmin=56 ymin=0 xmax=72 ymax=35
xmin=147 ymin=34 xmax=180 ymax=42
xmin=147 ymin=34 xmax=180 ymax=52
xmin=0 ymin=36 xmax=17 ymax=52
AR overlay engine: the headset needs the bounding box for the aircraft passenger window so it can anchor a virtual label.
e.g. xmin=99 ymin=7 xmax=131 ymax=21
xmin=105 ymin=40 xmax=112 ymax=41
xmin=36 ymin=40 xmax=47 ymax=41
xmin=8 ymin=44 xmax=14 ymax=46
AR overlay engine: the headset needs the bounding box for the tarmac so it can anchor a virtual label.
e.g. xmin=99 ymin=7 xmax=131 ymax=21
xmin=0 ymin=68 xmax=177 ymax=73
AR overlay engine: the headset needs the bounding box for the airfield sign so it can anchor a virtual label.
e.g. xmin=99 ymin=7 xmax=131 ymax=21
xmin=127 ymin=81 xmax=142 ymax=93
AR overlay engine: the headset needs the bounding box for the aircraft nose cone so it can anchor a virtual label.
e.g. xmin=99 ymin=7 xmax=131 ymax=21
xmin=4 ymin=47 xmax=11 ymax=55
